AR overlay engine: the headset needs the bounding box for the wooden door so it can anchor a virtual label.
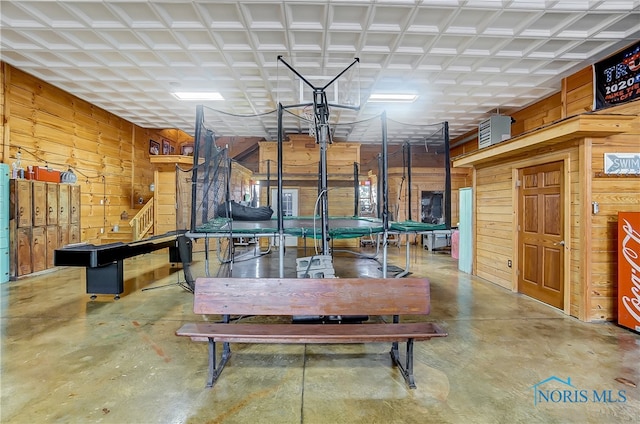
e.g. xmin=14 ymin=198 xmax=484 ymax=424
xmin=46 ymin=226 xmax=58 ymax=268
xmin=46 ymin=183 xmax=58 ymax=225
xmin=70 ymin=185 xmax=80 ymax=224
xmin=16 ymin=227 xmax=32 ymax=276
xmin=31 ymin=226 xmax=46 ymax=273
xmin=69 ymin=224 xmax=80 ymax=245
xmin=32 ymin=181 xmax=46 ymax=227
xmin=518 ymin=161 xmax=564 ymax=309
xmin=59 ymin=224 xmax=69 ymax=248
xmin=11 ymin=180 xmax=32 ymax=228
xmin=58 ymin=184 xmax=69 ymax=225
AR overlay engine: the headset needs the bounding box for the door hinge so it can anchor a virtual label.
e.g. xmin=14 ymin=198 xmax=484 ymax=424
xmin=515 ymin=179 xmax=521 ymax=187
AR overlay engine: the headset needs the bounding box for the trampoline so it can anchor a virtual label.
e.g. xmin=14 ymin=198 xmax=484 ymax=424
xmin=194 ymin=216 xmax=383 ymax=239
xmin=180 ymin=57 xmax=452 ymax=279
xmin=387 ymin=220 xmax=448 ymax=278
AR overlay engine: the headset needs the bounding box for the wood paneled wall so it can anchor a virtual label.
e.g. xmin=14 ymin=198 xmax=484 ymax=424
xmin=590 ymin=132 xmax=640 ymax=321
xmin=388 ymin=167 xmax=471 ymax=225
xmin=258 ymin=134 xmax=361 ymax=175
xmin=451 ymin=66 xmax=594 ymax=155
xmin=473 ymin=144 xmax=582 ymax=316
xmin=1 ymin=63 xmax=192 ymax=244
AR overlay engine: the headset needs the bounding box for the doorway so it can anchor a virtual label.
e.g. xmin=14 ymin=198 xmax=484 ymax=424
xmin=517 ymin=161 xmax=565 ymax=309
xmin=271 ymin=188 xmax=299 ymax=247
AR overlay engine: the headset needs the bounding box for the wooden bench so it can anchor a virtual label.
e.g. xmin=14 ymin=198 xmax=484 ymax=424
xmin=176 ymin=277 xmax=447 ymax=389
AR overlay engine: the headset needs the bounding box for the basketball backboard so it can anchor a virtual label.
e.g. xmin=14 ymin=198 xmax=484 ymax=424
xmin=276 ymin=55 xmax=361 ymax=111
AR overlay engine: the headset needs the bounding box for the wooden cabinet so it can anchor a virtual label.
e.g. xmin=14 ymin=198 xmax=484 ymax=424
xmin=9 ymin=180 xmax=81 ymax=278
xmin=70 ymin=185 xmax=80 ymax=225
xmin=46 ymin=183 xmax=58 ymax=225
xmin=14 ymin=227 xmax=31 ymax=276
xmin=32 ymin=181 xmax=46 ymax=227
xmin=58 ymin=184 xmax=69 ymax=225
xmin=46 ymin=226 xmax=58 ymax=269
xmin=12 ymin=179 xmax=32 ymax=228
xmin=31 ymin=226 xmax=46 ymax=273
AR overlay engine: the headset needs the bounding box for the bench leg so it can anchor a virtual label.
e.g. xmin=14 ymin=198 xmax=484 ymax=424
xmin=389 ymin=338 xmax=417 ymax=389
xmin=206 ymin=339 xmax=232 ymax=388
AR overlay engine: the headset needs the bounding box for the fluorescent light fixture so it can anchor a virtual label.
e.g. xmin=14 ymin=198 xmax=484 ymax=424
xmin=172 ymin=92 xmax=224 ymax=101
xmin=368 ymin=93 xmax=418 ymax=103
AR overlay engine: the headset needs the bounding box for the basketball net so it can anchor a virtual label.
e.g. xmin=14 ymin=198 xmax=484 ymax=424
xmin=303 ymin=106 xmax=316 ymax=140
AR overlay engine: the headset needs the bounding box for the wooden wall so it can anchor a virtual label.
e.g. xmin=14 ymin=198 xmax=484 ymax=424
xmin=1 ymin=63 xmax=192 ymax=244
xmin=457 ymin=70 xmax=639 ymax=323
xmin=590 ymin=131 xmax=640 ymax=321
xmin=388 ymin=166 xmax=471 ymax=226
xmin=473 ymin=143 xmax=582 ymax=316
xmin=451 ymin=66 xmax=593 ymax=156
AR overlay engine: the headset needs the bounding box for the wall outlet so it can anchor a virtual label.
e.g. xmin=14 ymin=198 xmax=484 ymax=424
xmin=100 ymin=199 xmax=104 ymax=205
xmin=507 ymin=260 xmax=512 ymax=268
xmin=100 ymin=228 xmax=104 ymax=234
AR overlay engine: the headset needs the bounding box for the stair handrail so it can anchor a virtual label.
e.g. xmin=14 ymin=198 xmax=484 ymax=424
xmin=129 ymin=197 xmax=154 ymax=241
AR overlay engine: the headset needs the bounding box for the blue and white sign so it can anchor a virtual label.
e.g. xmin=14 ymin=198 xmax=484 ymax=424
xmin=604 ymin=153 xmax=640 ymax=175
xmin=531 ymin=376 xmax=627 ymax=406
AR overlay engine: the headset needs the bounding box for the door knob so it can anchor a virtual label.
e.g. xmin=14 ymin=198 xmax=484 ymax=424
xmin=554 ymin=240 xmax=565 ymax=246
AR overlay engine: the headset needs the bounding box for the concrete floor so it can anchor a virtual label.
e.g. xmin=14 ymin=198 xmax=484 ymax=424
xmin=1 ymin=241 xmax=638 ymax=423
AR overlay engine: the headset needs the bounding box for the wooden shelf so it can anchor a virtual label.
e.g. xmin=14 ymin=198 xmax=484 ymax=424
xmin=452 ymin=114 xmax=636 ymax=168
xmin=150 ymin=155 xmax=194 ymax=165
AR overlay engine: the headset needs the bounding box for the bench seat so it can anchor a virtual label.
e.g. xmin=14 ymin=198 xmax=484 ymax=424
xmin=176 ymin=277 xmax=447 ymax=389
xmin=176 ymin=322 xmax=446 ymax=344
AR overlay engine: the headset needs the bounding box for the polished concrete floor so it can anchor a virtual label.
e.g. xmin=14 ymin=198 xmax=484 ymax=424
xmin=1 ymin=241 xmax=638 ymax=423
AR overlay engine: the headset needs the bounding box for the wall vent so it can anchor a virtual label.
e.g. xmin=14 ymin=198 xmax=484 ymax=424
xmin=478 ymin=115 xmax=512 ymax=149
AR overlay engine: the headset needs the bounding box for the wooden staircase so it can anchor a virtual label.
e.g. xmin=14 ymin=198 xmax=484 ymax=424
xmin=101 ymin=223 xmax=134 ymax=244
xmin=100 ymin=197 xmax=154 ymax=244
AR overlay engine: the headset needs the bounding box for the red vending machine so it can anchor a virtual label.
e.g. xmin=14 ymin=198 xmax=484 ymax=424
xmin=618 ymin=212 xmax=640 ymax=332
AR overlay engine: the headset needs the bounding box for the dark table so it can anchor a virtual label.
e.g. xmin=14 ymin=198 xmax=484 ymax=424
xmin=54 ymin=231 xmax=191 ymax=299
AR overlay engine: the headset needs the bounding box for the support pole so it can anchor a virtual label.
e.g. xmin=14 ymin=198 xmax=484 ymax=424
xmin=444 ymin=122 xmax=452 ymax=229
xmin=315 ymin=90 xmax=331 ymax=255
xmin=191 ymin=105 xmax=203 ymax=232
xmin=266 ymin=159 xmax=271 ymax=206
xmin=277 ymin=104 xmax=285 ymax=277
xmin=407 ymin=143 xmax=412 ymax=221
xmin=354 ymin=162 xmax=359 ymax=217
xmin=377 ymin=153 xmax=382 ymax=219
xmin=381 ymin=112 xmax=389 ymax=278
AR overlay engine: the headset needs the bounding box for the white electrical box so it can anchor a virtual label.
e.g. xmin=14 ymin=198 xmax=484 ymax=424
xmin=478 ymin=115 xmax=511 ymax=149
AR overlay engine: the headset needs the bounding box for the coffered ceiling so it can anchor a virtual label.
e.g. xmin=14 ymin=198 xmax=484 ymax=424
xmin=1 ymin=1 xmax=639 ymax=145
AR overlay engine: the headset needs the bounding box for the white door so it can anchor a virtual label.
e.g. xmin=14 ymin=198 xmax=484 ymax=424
xmin=458 ymin=187 xmax=473 ymax=274
xmin=272 ymin=188 xmax=299 ymax=247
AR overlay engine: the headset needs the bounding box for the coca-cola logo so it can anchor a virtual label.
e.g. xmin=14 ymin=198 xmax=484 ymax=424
xmin=620 ymin=218 xmax=640 ymax=323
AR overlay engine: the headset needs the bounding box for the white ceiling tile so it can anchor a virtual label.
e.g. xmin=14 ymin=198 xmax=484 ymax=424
xmin=408 ymin=7 xmax=457 ymax=33
xmin=172 ymin=30 xmax=218 ymax=51
xmin=21 ymin=1 xmax=84 ymax=28
xmin=1 ymin=0 xmax=637 ymax=140
xmin=109 ymin=3 xmax=166 ymax=29
xmin=0 ymin=2 xmax=46 ymax=27
xmin=0 ymin=29 xmax=41 ymax=50
xmin=64 ymin=2 xmax=125 ymax=29
xmin=196 ymin=3 xmax=245 ymax=30
xmin=210 ymin=31 xmax=253 ymax=51
xmin=241 ymin=3 xmax=285 ymax=30
xmin=21 ymin=29 xmax=77 ymax=50
xmin=152 ymin=3 xmax=205 ymax=29
xmin=369 ymin=5 xmax=414 ymax=32
xmin=328 ymin=4 xmax=371 ymax=31
xmin=98 ymin=30 xmax=146 ymax=50
xmin=287 ymin=4 xmax=326 ymax=30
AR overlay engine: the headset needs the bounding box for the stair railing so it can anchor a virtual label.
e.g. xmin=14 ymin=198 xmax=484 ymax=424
xmin=129 ymin=197 xmax=154 ymax=241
